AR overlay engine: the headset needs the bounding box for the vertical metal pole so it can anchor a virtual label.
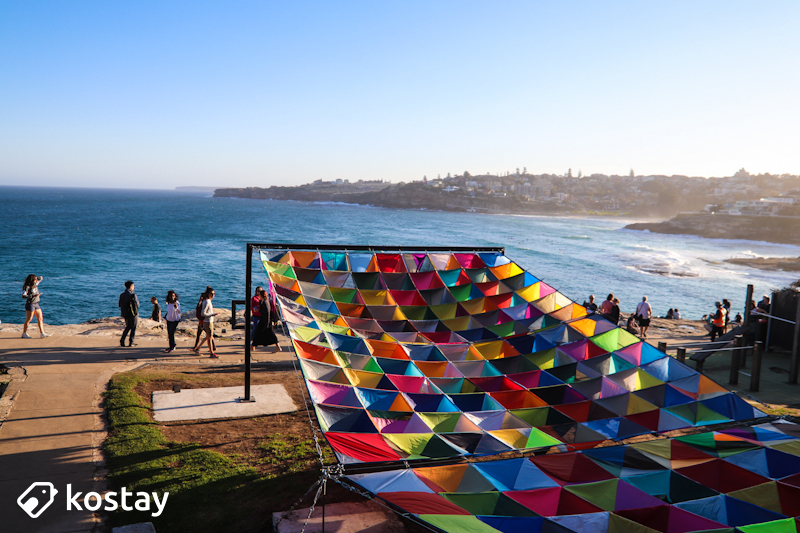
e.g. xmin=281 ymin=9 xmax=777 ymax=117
xmin=657 ymin=342 xmax=667 ymax=353
xmin=765 ymin=290 xmax=775 ymax=351
xmin=676 ymin=347 xmax=686 ymax=363
xmin=789 ymin=293 xmax=800 ymax=384
xmin=321 ymin=476 xmax=326 ymax=533
xmin=750 ymin=341 xmax=763 ymax=393
xmin=729 ymin=336 xmax=742 ymax=385
xmin=241 ymin=244 xmax=254 ymax=402
xmin=742 ymin=284 xmax=754 ymax=331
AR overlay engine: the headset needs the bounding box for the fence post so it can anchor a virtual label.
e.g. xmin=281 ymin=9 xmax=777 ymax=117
xmin=657 ymin=342 xmax=667 ymax=353
xmin=750 ymin=341 xmax=763 ymax=393
xmin=790 ymin=293 xmax=800 ymax=385
xmin=742 ymin=284 xmax=754 ymax=331
xmin=676 ymin=347 xmax=686 ymax=364
xmin=729 ymin=335 xmax=742 ymax=385
xmin=765 ymin=290 xmax=776 ymax=351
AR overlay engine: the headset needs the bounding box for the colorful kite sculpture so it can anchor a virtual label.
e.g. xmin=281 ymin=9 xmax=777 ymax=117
xmin=262 ymin=248 xmax=794 ymax=532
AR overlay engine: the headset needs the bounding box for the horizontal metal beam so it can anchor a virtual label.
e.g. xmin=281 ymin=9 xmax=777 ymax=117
xmin=247 ymin=243 xmax=505 ymax=253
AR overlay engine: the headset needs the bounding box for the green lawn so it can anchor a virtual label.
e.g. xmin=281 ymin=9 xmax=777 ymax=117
xmin=103 ymin=373 xmax=329 ymax=532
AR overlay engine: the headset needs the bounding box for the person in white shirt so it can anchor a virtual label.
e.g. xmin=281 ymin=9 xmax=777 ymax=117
xmin=164 ymin=290 xmax=181 ymax=353
xmin=635 ymin=296 xmax=653 ymax=338
xmin=200 ymin=286 xmax=218 ymax=358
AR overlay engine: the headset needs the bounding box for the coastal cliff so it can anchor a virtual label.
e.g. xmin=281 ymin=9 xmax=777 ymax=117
xmin=625 ymin=213 xmax=800 ymax=246
xmin=214 ymin=183 xmax=563 ymax=214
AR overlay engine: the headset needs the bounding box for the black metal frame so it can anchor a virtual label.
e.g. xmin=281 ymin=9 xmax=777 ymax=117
xmin=242 ymin=243 xmax=506 ymax=401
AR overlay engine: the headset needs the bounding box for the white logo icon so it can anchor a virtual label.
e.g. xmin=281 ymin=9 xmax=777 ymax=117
xmin=18 ymin=482 xmax=59 ymax=518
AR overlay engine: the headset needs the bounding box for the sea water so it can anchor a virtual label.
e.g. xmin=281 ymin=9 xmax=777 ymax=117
xmin=1 ymin=186 xmax=798 ymax=326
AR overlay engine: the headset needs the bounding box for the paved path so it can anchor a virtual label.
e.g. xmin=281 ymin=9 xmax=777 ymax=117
xmin=0 ymin=332 xmax=293 ymax=533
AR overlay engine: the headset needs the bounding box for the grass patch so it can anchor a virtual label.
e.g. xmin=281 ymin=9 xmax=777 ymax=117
xmin=103 ymin=372 xmax=324 ymax=532
xmin=256 ymin=434 xmax=334 ymax=475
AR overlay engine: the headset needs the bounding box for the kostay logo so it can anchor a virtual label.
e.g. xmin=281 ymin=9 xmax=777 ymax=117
xmin=17 ymin=482 xmax=168 ymax=519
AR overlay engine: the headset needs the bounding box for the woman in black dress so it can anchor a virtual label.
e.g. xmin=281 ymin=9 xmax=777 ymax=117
xmin=253 ymin=288 xmax=280 ymax=351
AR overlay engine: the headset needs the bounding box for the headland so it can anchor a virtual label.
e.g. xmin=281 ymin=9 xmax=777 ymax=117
xmin=624 ymin=213 xmax=800 ymax=247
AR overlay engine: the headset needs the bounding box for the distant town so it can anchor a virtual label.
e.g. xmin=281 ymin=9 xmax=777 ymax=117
xmin=214 ymin=168 xmax=800 ymax=219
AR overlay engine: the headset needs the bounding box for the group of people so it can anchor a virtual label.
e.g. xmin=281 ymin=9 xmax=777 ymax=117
xmin=250 ymin=285 xmax=280 ymax=351
xmin=116 ymin=281 xmax=280 ymax=357
xmin=704 ymin=298 xmax=749 ymax=342
xmin=583 ymin=293 xmax=655 ymax=338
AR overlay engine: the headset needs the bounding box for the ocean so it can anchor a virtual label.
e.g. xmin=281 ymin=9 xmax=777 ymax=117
xmin=1 ymin=186 xmax=798 ymax=326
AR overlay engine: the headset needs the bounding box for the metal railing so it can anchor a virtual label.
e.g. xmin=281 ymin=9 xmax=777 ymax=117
xmin=658 ymin=335 xmax=764 ymax=392
xmin=230 ymin=299 xmax=246 ymax=329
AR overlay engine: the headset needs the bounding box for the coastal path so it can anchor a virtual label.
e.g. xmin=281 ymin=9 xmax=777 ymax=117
xmin=0 ymin=332 xmax=293 ymax=533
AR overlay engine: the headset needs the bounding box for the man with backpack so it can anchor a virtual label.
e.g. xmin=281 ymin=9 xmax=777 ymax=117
xmin=118 ymin=280 xmax=140 ymax=347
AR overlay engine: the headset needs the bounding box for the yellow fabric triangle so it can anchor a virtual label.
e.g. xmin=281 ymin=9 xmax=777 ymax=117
xmin=515 ymin=284 xmax=540 ymax=302
xmin=488 ymin=429 xmax=527 ymax=448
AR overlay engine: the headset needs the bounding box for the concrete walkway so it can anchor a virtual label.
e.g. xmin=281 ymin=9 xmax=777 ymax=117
xmin=0 ymin=332 xmax=294 ymax=533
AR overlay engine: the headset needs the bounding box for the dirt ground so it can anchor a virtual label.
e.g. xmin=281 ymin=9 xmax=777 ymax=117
xmin=130 ymin=364 xmax=335 ymax=477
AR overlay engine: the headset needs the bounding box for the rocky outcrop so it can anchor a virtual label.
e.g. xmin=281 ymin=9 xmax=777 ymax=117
xmin=625 ymin=213 xmax=800 ymax=246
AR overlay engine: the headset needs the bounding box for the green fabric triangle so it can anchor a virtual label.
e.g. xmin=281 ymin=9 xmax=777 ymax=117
xmin=418 ymin=412 xmax=461 ymax=432
xmin=487 ymin=322 xmax=515 ymax=337
xmin=418 ymin=515 xmax=502 ymax=533
xmin=383 ymin=433 xmax=432 ymax=455
xmin=329 ymin=287 xmax=358 ymax=303
xmin=440 ymin=493 xmax=499 ymax=516
xmin=696 ymin=403 xmax=731 ymax=424
xmin=448 ymin=284 xmax=473 ymax=302
xmin=565 ymin=479 xmax=619 ymax=511
xmin=525 ymin=428 xmax=562 ymax=449
xmin=737 ymin=518 xmax=798 ymax=533
xmin=510 ymin=407 xmax=550 ymax=427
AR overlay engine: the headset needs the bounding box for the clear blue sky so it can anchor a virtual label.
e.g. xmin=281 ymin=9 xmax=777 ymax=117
xmin=1 ymin=1 xmax=798 ymax=189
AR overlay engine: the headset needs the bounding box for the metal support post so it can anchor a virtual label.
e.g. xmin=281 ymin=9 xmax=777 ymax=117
xmin=765 ymin=290 xmax=775 ymax=351
xmin=321 ymin=475 xmax=327 ymax=533
xmin=239 ymin=244 xmax=255 ymax=403
xmin=790 ymin=294 xmax=800 ymax=384
xmin=750 ymin=341 xmax=763 ymax=393
xmin=742 ymin=284 xmax=754 ymax=331
xmin=676 ymin=347 xmax=686 ymax=364
xmin=657 ymin=342 xmax=667 ymax=353
xmin=729 ymin=336 xmax=742 ymax=385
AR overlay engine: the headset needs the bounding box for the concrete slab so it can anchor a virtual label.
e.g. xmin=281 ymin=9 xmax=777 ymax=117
xmin=152 ymin=384 xmax=298 ymax=422
xmin=273 ymin=501 xmax=404 ymax=533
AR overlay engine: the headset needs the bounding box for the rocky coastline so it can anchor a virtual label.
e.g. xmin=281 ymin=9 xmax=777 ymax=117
xmin=624 ymin=213 xmax=800 ymax=246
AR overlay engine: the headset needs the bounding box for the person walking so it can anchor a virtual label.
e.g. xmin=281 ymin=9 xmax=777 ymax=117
xmin=192 ymin=292 xmax=209 ymax=352
xmin=251 ymin=285 xmax=263 ymax=345
xmin=710 ymin=301 xmax=727 ymax=342
xmin=635 ymin=296 xmax=653 ymax=338
xmin=600 ymin=293 xmax=614 ymax=316
xmin=21 ymin=274 xmax=50 ymax=338
xmin=118 ymin=280 xmax=140 ymax=347
xmin=164 ymin=290 xmax=181 ymax=353
xmin=253 ymin=288 xmax=280 ymax=351
xmin=200 ymin=286 xmax=218 ymax=358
